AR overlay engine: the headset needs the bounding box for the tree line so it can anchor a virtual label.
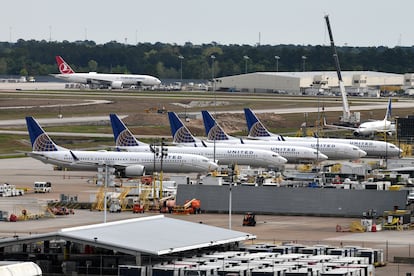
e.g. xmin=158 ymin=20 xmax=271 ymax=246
xmin=1 ymin=39 xmax=414 ymax=79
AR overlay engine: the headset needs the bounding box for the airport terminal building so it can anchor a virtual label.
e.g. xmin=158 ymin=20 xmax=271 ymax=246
xmin=214 ymin=71 xmax=408 ymax=96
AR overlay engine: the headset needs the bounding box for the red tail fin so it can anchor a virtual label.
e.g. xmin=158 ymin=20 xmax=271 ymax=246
xmin=55 ymin=56 xmax=75 ymax=74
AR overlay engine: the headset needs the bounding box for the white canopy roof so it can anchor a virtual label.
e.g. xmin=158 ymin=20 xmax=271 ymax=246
xmin=60 ymin=215 xmax=255 ymax=255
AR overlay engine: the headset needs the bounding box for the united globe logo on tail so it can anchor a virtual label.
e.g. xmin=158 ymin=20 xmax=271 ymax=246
xmin=34 ymin=133 xmax=58 ymax=152
xmin=116 ymin=130 xmax=139 ymax=147
xmin=207 ymin=125 xmax=228 ymax=141
xmin=173 ymin=127 xmax=196 ymax=144
xmin=249 ymin=122 xmax=271 ymax=137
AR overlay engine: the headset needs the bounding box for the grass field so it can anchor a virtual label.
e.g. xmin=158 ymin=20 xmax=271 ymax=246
xmin=0 ymin=89 xmax=411 ymax=156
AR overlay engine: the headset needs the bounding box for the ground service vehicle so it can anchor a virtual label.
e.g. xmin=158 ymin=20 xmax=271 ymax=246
xmin=33 ymin=181 xmax=52 ymax=193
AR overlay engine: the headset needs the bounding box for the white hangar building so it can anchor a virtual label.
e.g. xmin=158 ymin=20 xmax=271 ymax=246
xmin=215 ymin=71 xmax=405 ymax=96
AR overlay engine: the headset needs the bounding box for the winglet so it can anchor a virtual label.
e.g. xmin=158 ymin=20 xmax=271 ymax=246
xmin=323 ymin=115 xmax=328 ymax=127
xmin=25 ymin=117 xmax=60 ymax=152
xmin=55 ymin=56 xmax=75 ymax=74
xmin=385 ymin=97 xmax=392 ymax=120
xmin=244 ymin=108 xmax=272 ymax=137
xmin=109 ymin=114 xmax=146 ymax=147
xmin=167 ymin=112 xmax=197 ymax=144
xmin=201 ymin=110 xmax=230 ymax=141
xmin=69 ymin=150 xmax=80 ymax=161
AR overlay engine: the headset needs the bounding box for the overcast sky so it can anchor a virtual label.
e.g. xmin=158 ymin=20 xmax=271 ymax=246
xmin=2 ymin=0 xmax=413 ymax=47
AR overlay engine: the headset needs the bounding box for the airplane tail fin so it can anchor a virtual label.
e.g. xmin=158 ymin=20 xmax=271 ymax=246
xmin=244 ymin=108 xmax=273 ymax=137
xmin=384 ymin=97 xmax=392 ymax=120
xmin=168 ymin=112 xmax=197 ymax=144
xmin=55 ymin=56 xmax=75 ymax=74
xmin=201 ymin=110 xmax=231 ymax=141
xmin=26 ymin=117 xmax=63 ymax=152
xmin=109 ymin=114 xmax=148 ymax=147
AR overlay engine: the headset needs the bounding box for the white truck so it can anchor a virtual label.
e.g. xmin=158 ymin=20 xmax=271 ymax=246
xmin=0 ymin=183 xmax=24 ymax=197
xmin=33 ymin=181 xmax=52 ymax=193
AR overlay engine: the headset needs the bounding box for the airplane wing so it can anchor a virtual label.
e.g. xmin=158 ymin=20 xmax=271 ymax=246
xmin=84 ymin=76 xmax=114 ymax=86
xmin=323 ymin=117 xmax=357 ymax=131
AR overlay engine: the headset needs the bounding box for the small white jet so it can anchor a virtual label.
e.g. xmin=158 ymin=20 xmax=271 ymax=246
xmin=110 ymin=113 xmax=287 ymax=168
xmin=202 ymin=110 xmax=366 ymax=161
xmin=324 ymin=98 xmax=396 ymax=137
xmin=53 ymin=56 xmax=161 ymax=89
xmin=244 ymin=108 xmax=401 ymax=158
xmin=25 ymin=117 xmax=217 ymax=177
xmin=167 ymin=112 xmax=328 ymax=163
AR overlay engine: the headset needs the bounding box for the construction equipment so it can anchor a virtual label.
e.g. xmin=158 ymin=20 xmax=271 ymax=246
xmin=324 ymin=15 xmax=360 ymax=126
xmin=132 ymin=203 xmax=144 ymax=213
xmin=242 ymin=212 xmax=256 ymax=226
xmin=159 ymin=195 xmax=175 ymax=213
xmin=173 ymin=198 xmax=201 ymax=215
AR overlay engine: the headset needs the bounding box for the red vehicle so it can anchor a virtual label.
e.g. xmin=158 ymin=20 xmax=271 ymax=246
xmin=132 ymin=204 xmax=144 ymax=213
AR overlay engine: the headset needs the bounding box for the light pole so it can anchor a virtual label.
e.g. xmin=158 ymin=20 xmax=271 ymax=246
xmin=229 ymin=164 xmax=235 ymax=229
xmin=275 ymin=56 xmax=280 ymax=72
xmin=152 ymin=142 xmax=158 ymax=198
xmin=178 ymin=55 xmax=184 ymax=84
xmin=302 ymin=56 xmax=307 ymax=71
xmin=210 ymin=55 xmax=216 ymax=162
xmin=243 ymin=55 xmax=249 ymax=74
xmin=159 ymin=138 xmax=168 ymax=199
xmin=211 ymin=55 xmax=216 ymax=84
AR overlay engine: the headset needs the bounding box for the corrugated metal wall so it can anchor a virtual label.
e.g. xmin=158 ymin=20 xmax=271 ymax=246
xmin=176 ymin=185 xmax=408 ymax=217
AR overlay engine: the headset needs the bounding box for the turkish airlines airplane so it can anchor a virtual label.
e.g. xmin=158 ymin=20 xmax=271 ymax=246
xmin=201 ymin=110 xmax=367 ymax=161
xmin=244 ymin=108 xmax=401 ymax=158
xmin=167 ymin=112 xmax=327 ymax=163
xmin=25 ymin=117 xmax=217 ymax=177
xmin=109 ymin=113 xmax=287 ymax=168
xmin=53 ymin=56 xmax=161 ymax=89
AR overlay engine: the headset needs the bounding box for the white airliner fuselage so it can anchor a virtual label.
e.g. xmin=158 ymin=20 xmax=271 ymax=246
xmin=53 ymin=56 xmax=161 ymax=88
xmin=205 ymin=137 xmax=366 ymax=160
xmin=353 ymin=120 xmax=395 ymax=136
xmin=116 ymin=145 xmax=287 ymax=167
xmin=244 ymin=108 xmax=401 ymax=159
xmin=28 ymin=150 xmax=217 ymax=177
xmin=278 ymin=136 xmax=401 ymax=158
xmin=55 ymin=72 xmax=161 ymax=88
xmin=181 ymin=141 xmax=328 ymax=163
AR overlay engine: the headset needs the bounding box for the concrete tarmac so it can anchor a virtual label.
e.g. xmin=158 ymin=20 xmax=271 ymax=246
xmin=0 ymin=157 xmax=413 ymax=275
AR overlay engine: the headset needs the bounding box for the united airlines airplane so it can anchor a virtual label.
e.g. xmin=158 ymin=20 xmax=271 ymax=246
xmin=110 ymin=113 xmax=287 ymax=168
xmin=167 ymin=112 xmax=327 ymax=163
xmin=323 ymin=97 xmax=396 ymax=137
xmin=53 ymin=56 xmax=161 ymax=89
xmin=25 ymin=117 xmax=217 ymax=177
xmin=202 ymin=110 xmax=367 ymax=161
xmin=244 ymin=108 xmax=401 ymax=158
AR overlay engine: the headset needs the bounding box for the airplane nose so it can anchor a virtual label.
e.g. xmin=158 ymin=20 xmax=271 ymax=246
xmin=209 ymin=161 xmax=219 ymax=171
xmin=359 ymin=149 xmax=367 ymax=158
xmin=278 ymin=156 xmax=288 ymax=164
xmin=318 ymin=153 xmax=329 ymax=161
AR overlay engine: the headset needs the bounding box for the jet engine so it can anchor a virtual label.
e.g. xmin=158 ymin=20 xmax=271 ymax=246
xmin=123 ymin=165 xmax=146 ymax=177
xmin=111 ymin=81 xmax=123 ymax=89
xmin=353 ymin=130 xmax=361 ymax=137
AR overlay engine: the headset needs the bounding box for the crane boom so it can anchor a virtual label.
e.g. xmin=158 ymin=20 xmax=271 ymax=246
xmin=324 ymin=15 xmax=352 ymax=122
